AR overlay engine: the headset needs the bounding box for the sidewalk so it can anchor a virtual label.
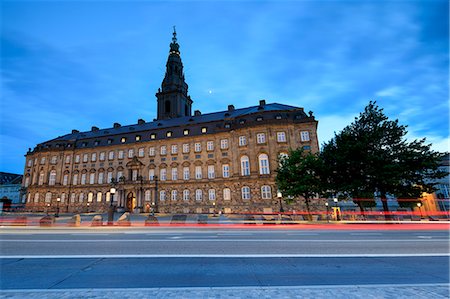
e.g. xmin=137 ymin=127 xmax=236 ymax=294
xmin=1 ymin=284 xmax=448 ymax=299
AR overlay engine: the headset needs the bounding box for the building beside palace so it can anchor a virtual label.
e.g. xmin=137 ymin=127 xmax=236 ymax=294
xmin=0 ymin=172 xmax=23 ymax=211
xmin=22 ymin=30 xmax=319 ymax=214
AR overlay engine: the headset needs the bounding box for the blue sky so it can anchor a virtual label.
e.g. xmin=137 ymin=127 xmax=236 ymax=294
xmin=1 ymin=0 xmax=448 ymax=174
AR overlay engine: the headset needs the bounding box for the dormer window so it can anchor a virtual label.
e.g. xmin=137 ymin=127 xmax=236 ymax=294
xmin=239 ymin=119 xmax=246 ymax=125
xmin=166 ymin=131 xmax=172 ymax=137
xmin=225 ymin=123 xmax=231 ymax=129
xmin=107 ymin=139 xmax=113 ymax=144
xmin=81 ymin=142 xmax=87 ymax=147
xmin=135 ymin=135 xmax=141 ymax=141
xmin=121 ymin=137 xmax=127 ymax=143
xmin=150 ymin=133 xmax=156 ymax=140
xmin=94 ymin=140 xmax=100 ymax=146
xmin=183 ymin=129 xmax=189 ymax=136
xmin=201 ymin=127 xmax=207 ymax=133
xmin=276 ymin=115 xmax=282 ymax=120
xmin=256 ymin=116 xmax=263 ymax=121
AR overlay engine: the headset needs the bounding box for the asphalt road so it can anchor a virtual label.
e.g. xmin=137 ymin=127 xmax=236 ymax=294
xmin=1 ymin=228 xmax=449 ymax=289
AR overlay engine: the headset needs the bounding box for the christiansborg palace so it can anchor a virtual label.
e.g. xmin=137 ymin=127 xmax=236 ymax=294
xmin=22 ymin=30 xmax=319 ymax=214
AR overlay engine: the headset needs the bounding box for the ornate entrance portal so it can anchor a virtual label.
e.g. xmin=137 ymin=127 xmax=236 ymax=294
xmin=126 ymin=192 xmax=136 ymax=212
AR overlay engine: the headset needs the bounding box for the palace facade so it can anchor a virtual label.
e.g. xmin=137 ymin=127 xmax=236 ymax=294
xmin=22 ymin=30 xmax=319 ymax=214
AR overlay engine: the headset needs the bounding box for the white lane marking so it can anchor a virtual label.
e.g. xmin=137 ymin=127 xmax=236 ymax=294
xmin=1 ymin=253 xmax=449 ymax=259
xmin=350 ymin=233 xmax=382 ymax=236
xmin=1 ymin=239 xmax=448 ymax=243
xmin=217 ymin=233 xmax=253 ymax=236
xmin=417 ymin=236 xmax=433 ymax=239
xmin=70 ymin=233 xmax=110 ymax=236
xmin=287 ymin=233 xmax=319 ymax=236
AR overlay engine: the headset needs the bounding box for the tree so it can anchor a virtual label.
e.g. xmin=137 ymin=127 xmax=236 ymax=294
xmin=321 ymin=101 xmax=447 ymax=219
xmin=276 ymin=148 xmax=325 ymax=220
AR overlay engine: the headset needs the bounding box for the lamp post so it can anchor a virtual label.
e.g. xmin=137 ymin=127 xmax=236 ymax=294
xmin=212 ymin=202 xmax=216 ymax=217
xmin=417 ymin=202 xmax=423 ymax=219
xmin=154 ymin=175 xmax=159 ymax=213
xmin=333 ymin=197 xmax=340 ymax=221
xmin=87 ymin=202 xmax=90 ymax=213
xmin=46 ymin=203 xmax=50 ymax=215
xmin=277 ymin=191 xmax=284 ymax=213
xmin=108 ymin=187 xmax=116 ymax=226
xmin=325 ymin=202 xmax=329 ymax=223
xmin=55 ymin=197 xmax=61 ymax=217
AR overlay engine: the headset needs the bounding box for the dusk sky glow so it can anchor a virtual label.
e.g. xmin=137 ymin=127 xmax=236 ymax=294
xmin=1 ymin=0 xmax=448 ymax=174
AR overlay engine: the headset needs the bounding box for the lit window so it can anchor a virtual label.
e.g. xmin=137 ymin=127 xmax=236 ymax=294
xmin=195 ymin=189 xmax=203 ymax=201
xmin=276 ymin=115 xmax=282 ymax=120
xmin=166 ymin=131 xmax=172 ymax=137
xmin=149 ymin=147 xmax=155 ymax=156
xmin=171 ymin=145 xmax=178 ymax=154
xmin=301 ymin=131 xmax=310 ymax=142
xmin=277 ymin=132 xmax=286 ymax=142
xmin=150 ymin=133 xmax=156 ymax=140
xmin=258 ymin=154 xmax=270 ymax=175
xmin=222 ymin=164 xmax=230 ymax=178
xmin=220 ymin=139 xmax=228 ymax=149
xmin=201 ymin=127 xmax=207 ymax=133
xmin=223 ymin=188 xmax=231 ymax=201
xmin=182 ymin=143 xmax=189 ymax=153
xmin=240 ymin=156 xmax=250 ymax=176
xmin=183 ymin=167 xmax=190 ymax=180
xmin=160 ymin=146 xmax=166 ymax=155
xmin=241 ymin=186 xmax=251 ymax=200
xmin=195 ymin=166 xmax=202 ymax=179
xmin=208 ymin=189 xmax=216 ymax=201
xmin=88 ymin=192 xmax=93 ymax=202
xmin=183 ymin=129 xmax=189 ymax=136
xmin=160 ymin=168 xmax=167 ymax=181
xmin=136 ymin=135 xmax=141 ymax=141
xmin=239 ymin=136 xmax=247 ymax=146
xmin=207 ymin=165 xmax=215 ymax=179
xmin=257 ymin=133 xmax=266 ymax=144
xmin=97 ymin=192 xmax=102 ymax=202
xmin=138 ymin=148 xmax=145 ymax=157
xmin=171 ymin=190 xmax=177 ymax=201
xmin=183 ymin=190 xmax=190 ymax=201
xmin=261 ymin=185 xmax=272 ymax=199
xmin=121 ymin=137 xmax=127 ymax=143
xmin=194 ymin=142 xmax=201 ymax=152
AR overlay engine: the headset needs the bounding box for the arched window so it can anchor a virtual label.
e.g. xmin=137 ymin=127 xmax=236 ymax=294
xmin=88 ymin=192 xmax=94 ymax=202
xmin=45 ymin=192 xmax=52 ymax=203
xmin=223 ymin=188 xmax=231 ymax=201
xmin=160 ymin=168 xmax=167 ymax=181
xmin=34 ymin=193 xmax=40 ymax=203
xmin=160 ymin=190 xmax=166 ymax=201
xmin=79 ymin=193 xmax=85 ymax=203
xmin=195 ymin=189 xmax=202 ymax=201
xmin=183 ymin=189 xmax=190 ymax=201
xmin=261 ymin=185 xmax=272 ymax=199
xmin=97 ymin=192 xmax=102 ymax=202
xmin=38 ymin=171 xmax=45 ymax=185
xmin=240 ymin=156 xmax=250 ymax=176
xmin=165 ymin=101 xmax=171 ymax=113
xmin=258 ymin=154 xmax=270 ymax=175
xmin=63 ymin=174 xmax=68 ymax=186
xmin=61 ymin=193 xmax=66 ymax=203
xmin=171 ymin=190 xmax=177 ymax=201
xmin=208 ymin=189 xmax=216 ymax=201
xmin=145 ymin=190 xmax=151 ymax=201
xmin=241 ymin=186 xmax=251 ymax=200
xmin=49 ymin=170 xmax=57 ymax=185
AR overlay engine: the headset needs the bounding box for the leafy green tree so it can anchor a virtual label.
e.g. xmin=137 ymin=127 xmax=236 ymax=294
xmin=321 ymin=101 xmax=447 ymax=219
xmin=276 ymin=148 xmax=325 ymax=220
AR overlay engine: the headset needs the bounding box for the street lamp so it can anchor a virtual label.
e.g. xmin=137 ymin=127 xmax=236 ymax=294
xmin=46 ymin=203 xmax=50 ymax=215
xmin=417 ymin=202 xmax=423 ymax=219
xmin=325 ymin=202 xmax=329 ymax=223
xmin=154 ymin=175 xmax=159 ymax=213
xmin=212 ymin=201 xmax=216 ymax=217
xmin=108 ymin=187 xmax=116 ymax=226
xmin=55 ymin=197 xmax=61 ymax=217
xmin=87 ymin=202 xmax=90 ymax=213
xmin=333 ymin=197 xmax=340 ymax=221
xmin=277 ymin=191 xmax=284 ymax=213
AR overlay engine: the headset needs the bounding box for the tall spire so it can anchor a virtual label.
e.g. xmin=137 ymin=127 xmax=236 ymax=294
xmin=155 ymin=27 xmax=193 ymax=120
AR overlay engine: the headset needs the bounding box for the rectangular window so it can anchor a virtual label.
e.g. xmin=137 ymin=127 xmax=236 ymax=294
xmin=256 ymin=133 xmax=266 ymax=144
xmin=223 ymin=188 xmax=231 ymax=201
xmin=207 ymin=141 xmax=214 ymax=151
xmin=91 ymin=153 xmax=97 ymax=162
xmin=171 ymin=190 xmax=177 ymax=201
xmin=99 ymin=152 xmax=105 ymax=161
xmin=89 ymin=173 xmax=95 ymax=184
xmin=73 ymin=174 xmax=78 ymax=185
xmin=171 ymin=145 xmax=178 ymax=154
xmin=128 ymin=149 xmax=134 ymax=158
xmin=277 ymin=132 xmax=286 ymax=142
xmin=83 ymin=154 xmax=88 ymax=163
xmin=183 ymin=190 xmax=190 ymax=201
xmin=149 ymin=147 xmax=155 ymax=156
xmin=160 ymin=168 xmax=167 ymax=181
xmin=75 ymin=155 xmax=80 ymax=163
xmin=81 ymin=173 xmax=87 ymax=185
xmin=108 ymin=151 xmax=114 ymax=160
xmin=222 ymin=164 xmax=230 ymax=178
xmin=160 ymin=146 xmax=167 ymax=155
xmin=183 ymin=167 xmax=190 ymax=180
xmin=51 ymin=156 xmax=57 ymax=164
xmin=301 ymin=131 xmax=310 ymax=142
xmin=63 ymin=174 xmax=68 ymax=186
xmin=40 ymin=157 xmax=46 ymax=165
xmin=239 ymin=136 xmax=247 ymax=146
xmin=118 ymin=150 xmax=124 ymax=159
xmin=220 ymin=139 xmax=228 ymax=149
xmin=208 ymin=189 xmax=216 ymax=201
xmin=65 ymin=155 xmax=71 ymax=164
xmin=242 ymin=186 xmax=251 ymax=200
xmin=107 ymin=172 xmax=113 ymax=184
xmin=98 ymin=172 xmax=104 ymax=184
xmin=27 ymin=159 xmax=33 ymax=167
xmin=138 ymin=148 xmax=145 ymax=157
xmin=195 ymin=166 xmax=202 ymax=179
xmin=182 ymin=143 xmax=189 ymax=153
xmin=132 ymin=170 xmax=138 ymax=181
xmin=194 ymin=142 xmax=201 ymax=152
xmin=117 ymin=171 xmax=123 ymax=181
xmin=171 ymin=168 xmax=178 ymax=180
xmin=195 ymin=189 xmax=202 ymax=201
xmin=160 ymin=191 xmax=166 ymax=201
xmin=207 ymin=165 xmax=215 ymax=179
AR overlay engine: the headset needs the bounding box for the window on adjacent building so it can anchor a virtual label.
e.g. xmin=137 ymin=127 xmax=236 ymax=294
xmin=194 ymin=142 xmax=201 ymax=152
xmin=149 ymin=147 xmax=155 ymax=156
xmin=259 ymin=154 xmax=270 ymax=175
xmin=222 ymin=164 xmax=230 ymax=178
xmin=240 ymin=156 xmax=250 ymax=176
xmin=166 ymin=131 xmax=172 ymax=137
xmin=195 ymin=189 xmax=202 ymax=201
xmin=239 ymin=136 xmax=247 ymax=146
xmin=160 ymin=168 xmax=167 ymax=181
xmin=171 ymin=145 xmax=178 ymax=154
xmin=207 ymin=165 xmax=215 ymax=179
xmin=277 ymin=132 xmax=286 ymax=142
xmin=121 ymin=137 xmax=127 ymax=143
xmin=207 ymin=141 xmax=214 ymax=151
xmin=195 ymin=166 xmax=202 ymax=179
xmin=183 ymin=190 xmax=190 ymax=201
xmin=150 ymin=133 xmax=156 ymax=140
xmin=183 ymin=129 xmax=189 ymax=136
xmin=160 ymin=146 xmax=167 ymax=155
xmin=256 ymin=133 xmax=266 ymax=144
xmin=171 ymin=190 xmax=177 ymax=201
xmin=136 ymin=135 xmax=141 ymax=141
xmin=301 ymin=131 xmax=310 ymax=142
xmin=220 ymin=139 xmax=228 ymax=149
xmin=171 ymin=168 xmax=178 ymax=180
xmin=183 ymin=167 xmax=190 ymax=180
xmin=208 ymin=189 xmax=216 ymax=201
xmin=138 ymin=148 xmax=145 ymax=157
xmin=241 ymin=186 xmax=251 ymax=200
xmin=223 ymin=188 xmax=231 ymax=201
xmin=160 ymin=190 xmax=166 ymax=201
xmin=261 ymin=185 xmax=272 ymax=199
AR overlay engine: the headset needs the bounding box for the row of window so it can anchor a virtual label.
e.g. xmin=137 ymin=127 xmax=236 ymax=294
xmin=27 ymin=131 xmax=310 ymax=166
xmin=28 ymin=185 xmax=273 ymax=204
xmin=27 ymin=154 xmax=276 ymax=187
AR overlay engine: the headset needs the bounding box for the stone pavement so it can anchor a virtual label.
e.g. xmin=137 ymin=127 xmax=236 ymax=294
xmin=1 ymin=285 xmax=449 ymax=299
